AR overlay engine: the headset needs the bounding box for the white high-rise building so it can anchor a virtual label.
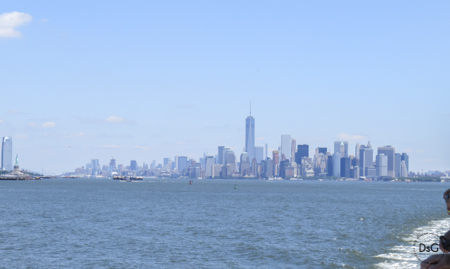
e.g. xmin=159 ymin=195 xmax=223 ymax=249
xmin=400 ymin=160 xmax=408 ymax=177
xmin=377 ymin=145 xmax=396 ymax=177
xmin=280 ymin=135 xmax=291 ymax=161
xmin=205 ymin=156 xmax=215 ymax=178
xmin=376 ymin=154 xmax=388 ymax=177
xmin=1 ymin=137 xmax=12 ymax=171
xmin=291 ymin=138 xmax=296 ymax=163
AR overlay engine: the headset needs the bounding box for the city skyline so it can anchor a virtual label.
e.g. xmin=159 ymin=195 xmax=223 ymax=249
xmin=0 ymin=1 xmax=449 ymax=173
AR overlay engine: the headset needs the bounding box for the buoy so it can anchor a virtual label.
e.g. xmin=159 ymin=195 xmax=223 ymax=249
xmin=189 ymin=180 xmax=192 ymax=185
xmin=234 ymin=184 xmax=237 ymax=189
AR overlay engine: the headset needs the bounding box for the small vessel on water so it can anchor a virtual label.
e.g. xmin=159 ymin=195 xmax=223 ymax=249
xmin=113 ymin=176 xmax=143 ymax=181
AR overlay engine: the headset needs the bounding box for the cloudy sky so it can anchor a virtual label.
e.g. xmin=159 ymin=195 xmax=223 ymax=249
xmin=1 ymin=1 xmax=449 ymax=174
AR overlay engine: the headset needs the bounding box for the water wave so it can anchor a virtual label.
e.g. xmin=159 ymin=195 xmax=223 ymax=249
xmin=375 ymin=218 xmax=450 ymax=268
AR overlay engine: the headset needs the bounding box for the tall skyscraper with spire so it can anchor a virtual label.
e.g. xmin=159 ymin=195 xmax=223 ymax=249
xmin=245 ymin=103 xmax=255 ymax=162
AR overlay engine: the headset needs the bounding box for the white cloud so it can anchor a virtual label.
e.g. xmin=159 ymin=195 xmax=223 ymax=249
xmin=105 ymin=116 xmax=133 ymax=124
xmin=41 ymin=19 xmax=48 ymax=23
xmin=0 ymin=119 xmax=3 ymax=123
xmin=336 ymin=133 xmax=368 ymax=143
xmin=42 ymin=122 xmax=56 ymax=128
xmin=105 ymin=116 xmax=124 ymax=123
xmin=0 ymin=12 xmax=32 ymax=38
xmin=102 ymin=145 xmax=122 ymax=148
xmin=135 ymin=146 xmax=151 ymax=151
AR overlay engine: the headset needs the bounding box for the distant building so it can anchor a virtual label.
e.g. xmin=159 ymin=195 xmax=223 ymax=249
xmin=376 ymin=154 xmax=388 ymax=177
xmin=218 ymin=146 xmax=225 ymax=164
xmin=394 ymin=153 xmax=401 ymax=178
xmin=332 ymin=153 xmax=341 ymax=177
xmin=240 ymin=152 xmax=250 ymax=176
xmin=359 ymin=142 xmax=373 ymax=177
xmin=327 ymin=155 xmax=333 ymax=176
xmin=163 ymin=158 xmax=171 ymax=166
xmin=224 ymin=150 xmax=236 ymax=175
xmin=281 ymin=135 xmax=291 ymax=161
xmin=295 ymin=144 xmax=309 ymax=163
xmin=355 ymin=144 xmax=360 ymax=160
xmin=401 ymin=153 xmax=409 ymax=173
xmin=212 ymin=164 xmax=222 ymax=178
xmin=334 ymin=141 xmax=348 ymax=157
xmin=291 ymin=139 xmax=296 ymax=163
xmin=109 ymin=158 xmax=116 ymax=171
xmin=91 ymin=159 xmax=100 ymax=175
xmin=377 ymin=145 xmax=395 ymax=177
xmin=365 ymin=167 xmax=377 ymax=178
xmin=340 ymin=157 xmax=350 ymax=178
xmin=279 ymin=159 xmax=290 ymax=179
xmin=265 ymin=143 xmax=268 ymax=160
xmin=255 ymin=146 xmax=264 ymax=164
xmin=245 ymin=111 xmax=255 ymax=162
xmin=400 ymin=160 xmax=408 ymax=177
xmin=177 ymin=156 xmax=188 ymax=174
xmin=1 ymin=137 xmax=12 ymax=171
xmin=263 ymin=158 xmax=273 ymax=178
xmin=205 ymin=156 xmax=215 ymax=178
xmin=130 ymin=160 xmax=137 ymax=171
xmin=317 ymin=147 xmax=327 ymax=155
xmin=251 ymin=158 xmax=257 ymax=176
xmin=272 ymin=150 xmax=279 ymax=165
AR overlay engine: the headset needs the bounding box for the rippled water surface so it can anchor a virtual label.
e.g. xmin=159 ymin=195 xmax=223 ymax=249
xmin=0 ymin=179 xmax=448 ymax=268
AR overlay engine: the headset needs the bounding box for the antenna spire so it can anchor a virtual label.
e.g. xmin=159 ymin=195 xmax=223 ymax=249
xmin=250 ymin=101 xmax=252 ymax=116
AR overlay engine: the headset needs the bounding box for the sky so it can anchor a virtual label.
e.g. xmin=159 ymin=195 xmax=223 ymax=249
xmin=1 ymin=1 xmax=449 ymax=174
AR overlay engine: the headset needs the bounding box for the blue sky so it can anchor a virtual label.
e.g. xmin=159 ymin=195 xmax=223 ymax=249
xmin=1 ymin=1 xmax=449 ymax=174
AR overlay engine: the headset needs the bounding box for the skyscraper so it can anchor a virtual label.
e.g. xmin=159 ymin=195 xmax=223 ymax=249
xmin=401 ymin=153 xmax=409 ymax=174
xmin=205 ymin=156 xmax=215 ymax=178
xmin=218 ymin=146 xmax=225 ymax=164
xmin=359 ymin=141 xmax=373 ymax=177
xmin=295 ymin=144 xmax=309 ymax=163
xmin=245 ymin=110 xmax=255 ymax=162
xmin=265 ymin=143 xmax=268 ymax=160
xmin=1 ymin=137 xmax=12 ymax=171
xmin=334 ymin=141 xmax=348 ymax=157
xmin=280 ymin=135 xmax=291 ymax=161
xmin=394 ymin=153 xmax=401 ymax=178
xmin=317 ymin=147 xmax=327 ymax=155
xmin=109 ymin=158 xmax=116 ymax=171
xmin=377 ymin=145 xmax=395 ymax=177
xmin=340 ymin=157 xmax=350 ymax=178
xmin=376 ymin=154 xmax=388 ymax=177
xmin=291 ymin=138 xmax=296 ymax=163
xmin=130 ymin=160 xmax=137 ymax=171
xmin=177 ymin=156 xmax=188 ymax=174
xmin=255 ymin=146 xmax=264 ymax=164
xmin=224 ymin=150 xmax=236 ymax=175
xmin=240 ymin=152 xmax=250 ymax=176
xmin=332 ymin=153 xmax=341 ymax=177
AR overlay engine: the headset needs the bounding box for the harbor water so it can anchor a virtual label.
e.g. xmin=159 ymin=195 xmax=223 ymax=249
xmin=0 ymin=179 xmax=448 ymax=268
